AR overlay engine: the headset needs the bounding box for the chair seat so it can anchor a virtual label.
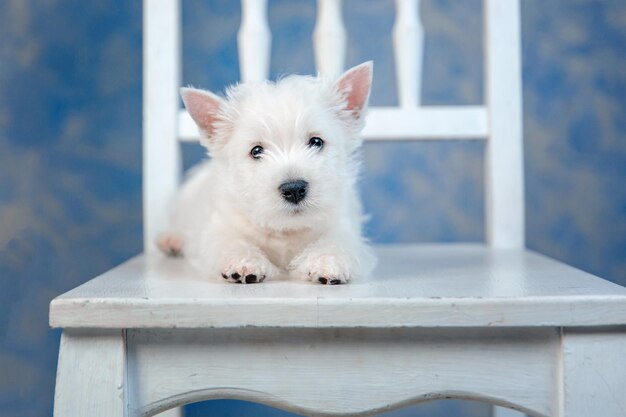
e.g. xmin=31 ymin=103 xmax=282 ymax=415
xmin=49 ymin=244 xmax=626 ymax=329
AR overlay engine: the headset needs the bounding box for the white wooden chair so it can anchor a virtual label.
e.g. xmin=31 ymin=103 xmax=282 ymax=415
xmin=50 ymin=1 xmax=626 ymax=416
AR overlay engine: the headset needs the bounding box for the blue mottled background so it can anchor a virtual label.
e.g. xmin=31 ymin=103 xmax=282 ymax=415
xmin=1 ymin=0 xmax=625 ymax=416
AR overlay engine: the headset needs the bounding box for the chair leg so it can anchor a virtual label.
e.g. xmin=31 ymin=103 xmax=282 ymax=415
xmin=562 ymin=329 xmax=626 ymax=417
xmin=54 ymin=329 xmax=127 ymax=417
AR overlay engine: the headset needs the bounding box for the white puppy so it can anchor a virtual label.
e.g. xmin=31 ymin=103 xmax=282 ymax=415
xmin=158 ymin=62 xmax=376 ymax=285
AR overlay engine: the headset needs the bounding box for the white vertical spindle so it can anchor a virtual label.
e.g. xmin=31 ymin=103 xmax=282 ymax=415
xmin=484 ymin=0 xmax=525 ymax=249
xmin=143 ymin=0 xmax=181 ymax=252
xmin=393 ymin=0 xmax=423 ymax=107
xmin=238 ymin=0 xmax=271 ymax=82
xmin=313 ymin=0 xmax=346 ymax=77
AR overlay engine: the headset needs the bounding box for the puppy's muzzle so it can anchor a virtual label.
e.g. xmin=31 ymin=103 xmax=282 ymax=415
xmin=279 ymin=180 xmax=308 ymax=205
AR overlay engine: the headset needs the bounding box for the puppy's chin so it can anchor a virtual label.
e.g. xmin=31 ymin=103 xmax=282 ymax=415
xmin=255 ymin=205 xmax=325 ymax=233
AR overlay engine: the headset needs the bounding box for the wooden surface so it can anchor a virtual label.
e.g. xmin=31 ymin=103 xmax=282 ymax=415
xmin=562 ymin=329 xmax=626 ymax=416
xmin=484 ymin=0 xmax=525 ymax=248
xmin=238 ymin=0 xmax=270 ymax=82
xmin=313 ymin=0 xmax=346 ymax=77
xmin=393 ymin=0 xmax=423 ymax=107
xmin=53 ymin=329 xmax=126 ymax=417
xmin=126 ymin=327 xmax=559 ymax=417
xmin=49 ymin=244 xmax=626 ymax=329
xmin=142 ymin=0 xmax=181 ymax=250
xmin=178 ymin=106 xmax=488 ymax=141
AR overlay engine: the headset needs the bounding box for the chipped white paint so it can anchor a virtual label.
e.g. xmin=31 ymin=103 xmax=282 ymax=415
xmin=313 ymin=0 xmax=346 ymax=77
xmin=126 ymin=328 xmax=559 ymax=417
xmin=393 ymin=0 xmax=423 ymax=107
xmin=562 ymin=329 xmax=626 ymax=416
xmin=49 ymin=245 xmax=626 ymax=329
xmin=53 ymin=329 xmax=126 ymax=417
xmin=142 ymin=0 xmax=181 ymax=252
xmin=52 ymin=322 xmax=626 ymax=416
xmin=238 ymin=0 xmax=271 ymax=82
xmin=494 ymin=406 xmax=527 ymax=417
xmin=153 ymin=408 xmax=181 ymax=417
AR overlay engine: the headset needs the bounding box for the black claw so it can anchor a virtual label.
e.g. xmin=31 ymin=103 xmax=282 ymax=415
xmin=259 ymin=275 xmax=266 ymax=282
xmin=245 ymin=274 xmax=257 ymax=283
xmin=318 ymin=277 xmax=328 ymax=284
xmin=329 ymin=279 xmax=341 ymax=285
xmin=231 ymin=272 xmax=241 ymax=279
xmin=221 ymin=273 xmax=228 ymax=279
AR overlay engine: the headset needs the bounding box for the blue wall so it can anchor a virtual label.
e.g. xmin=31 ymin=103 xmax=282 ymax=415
xmin=1 ymin=0 xmax=625 ymax=416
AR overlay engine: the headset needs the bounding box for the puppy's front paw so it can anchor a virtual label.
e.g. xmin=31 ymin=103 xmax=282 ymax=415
xmin=291 ymin=253 xmax=351 ymax=285
xmin=220 ymin=254 xmax=277 ymax=284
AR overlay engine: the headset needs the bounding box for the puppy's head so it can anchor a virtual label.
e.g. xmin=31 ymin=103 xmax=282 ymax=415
xmin=181 ymin=62 xmax=373 ymax=231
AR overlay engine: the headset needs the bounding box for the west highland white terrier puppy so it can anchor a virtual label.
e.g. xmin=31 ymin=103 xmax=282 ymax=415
xmin=157 ymin=62 xmax=376 ymax=285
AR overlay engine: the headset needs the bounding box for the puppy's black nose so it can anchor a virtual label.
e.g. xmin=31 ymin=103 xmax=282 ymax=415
xmin=279 ymin=180 xmax=308 ymax=204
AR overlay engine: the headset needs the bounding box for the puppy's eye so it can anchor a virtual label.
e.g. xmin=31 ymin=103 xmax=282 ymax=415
xmin=308 ymin=136 xmax=324 ymax=149
xmin=250 ymin=145 xmax=264 ymax=159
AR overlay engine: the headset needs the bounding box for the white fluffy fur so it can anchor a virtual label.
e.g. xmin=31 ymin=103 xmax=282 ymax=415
xmin=158 ymin=62 xmax=377 ymax=284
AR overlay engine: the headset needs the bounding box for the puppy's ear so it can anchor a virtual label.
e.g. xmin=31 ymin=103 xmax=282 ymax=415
xmin=180 ymin=87 xmax=224 ymax=141
xmin=335 ymin=61 xmax=373 ymax=120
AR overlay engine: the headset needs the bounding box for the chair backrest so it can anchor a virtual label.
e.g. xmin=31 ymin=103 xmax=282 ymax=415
xmin=142 ymin=0 xmax=524 ymax=251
